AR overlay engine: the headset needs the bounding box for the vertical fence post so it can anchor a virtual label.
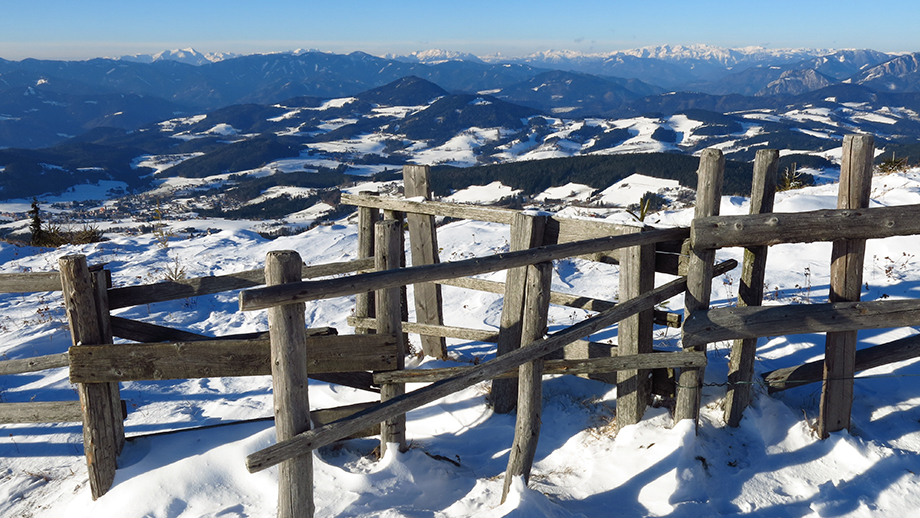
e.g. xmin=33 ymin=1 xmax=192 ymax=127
xmin=493 ymin=213 xmax=547 ymax=414
xmin=676 ymin=148 xmax=725 ymax=426
xmin=382 ymin=209 xmax=411 ymax=347
xmin=617 ymin=226 xmax=656 ymax=427
xmin=377 ymin=219 xmax=408 ymax=455
xmin=403 ymin=165 xmax=448 ymax=359
xmin=355 ymin=195 xmax=379 ymax=335
xmin=502 ymin=216 xmax=552 ymax=503
xmin=60 ymin=255 xmax=123 ymax=500
xmin=265 ymin=251 xmax=313 ymax=518
xmin=725 ymin=149 xmax=779 ymax=427
xmin=820 ymin=134 xmax=874 ymax=438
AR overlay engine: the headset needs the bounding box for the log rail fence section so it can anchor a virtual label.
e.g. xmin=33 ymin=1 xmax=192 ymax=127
xmin=3 ymin=139 xmax=918 ymax=515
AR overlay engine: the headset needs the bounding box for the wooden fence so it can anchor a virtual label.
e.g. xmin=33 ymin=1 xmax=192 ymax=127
xmin=5 ymin=141 xmax=918 ymax=517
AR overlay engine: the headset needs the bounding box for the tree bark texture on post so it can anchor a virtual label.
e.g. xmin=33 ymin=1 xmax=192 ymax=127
xmin=403 ymin=165 xmax=448 ymax=359
xmin=501 ymin=255 xmax=553 ymax=503
xmin=265 ymin=250 xmax=313 ymax=518
xmin=492 ymin=212 xmax=548 ymax=414
xmin=355 ymin=197 xmax=379 ymax=335
xmin=617 ymin=225 xmax=656 ymax=427
xmin=820 ymin=134 xmax=874 ymax=438
xmin=377 ymin=219 xmax=408 ymax=455
xmin=60 ymin=255 xmax=123 ymax=500
xmin=676 ymin=148 xmax=725 ymax=426
xmin=724 ymin=149 xmax=778 ymax=427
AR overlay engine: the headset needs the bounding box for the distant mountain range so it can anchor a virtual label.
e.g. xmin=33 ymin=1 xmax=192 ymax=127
xmin=3 ymin=45 xmax=920 ymax=200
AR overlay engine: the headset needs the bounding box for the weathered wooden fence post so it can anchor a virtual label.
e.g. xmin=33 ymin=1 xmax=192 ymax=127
xmin=501 ymin=231 xmax=552 ymax=503
xmin=60 ymin=255 xmax=124 ymax=500
xmin=265 ymin=250 xmax=313 ymax=518
xmin=617 ymin=226 xmax=656 ymax=427
xmin=355 ymin=194 xmax=379 ymax=334
xmin=377 ymin=219 xmax=408 ymax=454
xmin=403 ymin=165 xmax=448 ymax=359
xmin=820 ymin=134 xmax=874 ymax=438
xmin=676 ymin=148 xmax=725 ymax=426
xmin=724 ymin=149 xmax=778 ymax=427
xmin=493 ymin=212 xmax=547 ymax=414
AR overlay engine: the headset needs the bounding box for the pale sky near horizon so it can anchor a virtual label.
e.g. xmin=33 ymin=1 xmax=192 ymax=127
xmin=2 ymin=0 xmax=919 ymax=61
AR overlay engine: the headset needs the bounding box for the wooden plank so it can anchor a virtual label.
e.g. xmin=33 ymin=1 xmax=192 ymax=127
xmin=502 ymin=257 xmax=552 ymax=502
xmin=683 ymin=298 xmax=920 ymax=345
xmin=617 ymin=226 xmax=656 ymax=427
xmin=349 ymin=316 xmax=499 ymax=343
xmin=0 ymin=272 xmax=62 ymax=293
xmin=311 ymin=402 xmax=381 ymax=439
xmin=244 ymin=259 xmax=736 ymax=473
xmin=763 ymin=333 xmax=920 ymax=393
xmin=676 ymin=148 xmax=725 ymax=426
xmin=60 ymin=255 xmax=122 ymax=501
xmin=69 ymin=335 xmax=397 ymax=382
xmin=725 ymin=149 xmax=779 ymax=427
xmin=821 ymin=134 xmax=874 ymax=439
xmin=108 ymin=257 xmax=373 ymax=309
xmin=691 ymin=204 xmax=920 ymax=249
xmin=265 ymin=251 xmax=313 ymax=518
xmin=93 ymin=269 xmax=125 ymax=456
xmin=373 ymin=351 xmax=708 ymax=384
xmin=0 ymin=353 xmax=69 ymax=376
xmin=240 ymin=226 xmax=689 ymax=310
xmin=355 ymin=202 xmax=379 ymax=335
xmin=0 ymin=401 xmax=84 ymax=423
xmin=438 ymin=276 xmax=681 ymax=327
xmin=404 ymin=165 xmax=448 ymax=359
xmin=110 ymin=315 xmax=334 ymax=344
xmin=341 ymin=192 xmax=518 ymax=224
xmin=493 ymin=212 xmax=547 ymax=414
xmin=376 ymin=219 xmax=407 ymax=455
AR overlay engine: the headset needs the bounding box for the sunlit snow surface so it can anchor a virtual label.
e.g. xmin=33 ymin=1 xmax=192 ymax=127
xmin=3 ymin=171 xmax=920 ymax=517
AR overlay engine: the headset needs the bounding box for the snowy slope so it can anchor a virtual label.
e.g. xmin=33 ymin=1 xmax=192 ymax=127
xmin=2 ymin=170 xmax=920 ymax=517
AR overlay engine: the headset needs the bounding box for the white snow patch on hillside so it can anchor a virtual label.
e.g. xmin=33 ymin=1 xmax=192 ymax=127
xmin=535 ymin=183 xmax=595 ymax=202
xmin=446 ymin=181 xmax=520 ymax=204
xmin=596 ymin=173 xmax=680 ymax=207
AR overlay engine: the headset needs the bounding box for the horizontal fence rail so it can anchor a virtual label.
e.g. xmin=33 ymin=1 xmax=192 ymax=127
xmin=240 ymin=227 xmax=691 ymax=311
xmin=0 ymin=401 xmax=84 ymax=424
xmin=0 ymin=272 xmax=63 ymax=293
xmin=691 ymin=204 xmax=920 ymax=249
xmin=109 ymin=257 xmax=372 ymax=309
xmin=683 ymin=298 xmax=920 ymax=347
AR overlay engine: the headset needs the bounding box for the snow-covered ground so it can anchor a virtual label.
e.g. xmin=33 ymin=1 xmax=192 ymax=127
xmin=2 ymin=169 xmax=920 ymax=517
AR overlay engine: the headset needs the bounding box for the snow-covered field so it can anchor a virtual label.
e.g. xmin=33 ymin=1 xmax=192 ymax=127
xmin=2 ymin=169 xmax=920 ymax=517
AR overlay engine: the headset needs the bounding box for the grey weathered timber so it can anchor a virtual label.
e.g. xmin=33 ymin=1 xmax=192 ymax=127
xmin=404 ymin=165 xmax=448 ymax=359
xmin=502 ymin=257 xmax=552 ymax=502
xmin=93 ymin=268 xmax=125 ymax=456
xmin=240 ymin=227 xmax=690 ymax=311
xmin=617 ymin=226 xmax=656 ymax=427
xmin=342 ymin=192 xmax=518 ymax=224
xmin=676 ymin=148 xmax=725 ymax=426
xmin=0 ymin=401 xmax=84 ymax=423
xmin=60 ymin=255 xmax=123 ymax=500
xmin=725 ymin=149 xmax=779 ymax=427
xmin=0 ymin=353 xmax=69 ymax=375
xmin=108 ymin=257 xmax=372 ymax=309
xmin=691 ymin=205 xmax=920 ymax=249
xmin=683 ymin=298 xmax=920 ymax=344
xmin=372 ymin=351 xmax=708 ymax=384
xmin=355 ymin=201 xmax=379 ymax=335
xmin=376 ymin=220 xmax=408 ymax=455
xmin=265 ymin=251 xmax=313 ymax=518
xmin=381 ymin=209 xmax=411 ymax=347
xmin=763 ymin=333 xmax=920 ymax=392
xmin=349 ymin=316 xmax=499 ymax=343
xmin=310 ymin=402 xmax=382 ymax=439
xmin=111 ymin=316 xmax=333 ymax=344
xmin=438 ymin=276 xmax=681 ymax=327
xmin=0 ymin=272 xmax=62 ymax=293
xmin=68 ymin=334 xmax=397 ymax=383
xmin=244 ymin=259 xmax=736 ymax=473
xmin=493 ymin=213 xmax=548 ymax=414
xmin=821 ymin=134 xmax=874 ymax=439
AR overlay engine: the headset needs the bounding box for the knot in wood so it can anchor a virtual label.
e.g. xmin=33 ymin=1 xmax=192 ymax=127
xmin=766 ymin=217 xmax=779 ymax=226
xmin=733 ymin=222 xmax=744 ymax=231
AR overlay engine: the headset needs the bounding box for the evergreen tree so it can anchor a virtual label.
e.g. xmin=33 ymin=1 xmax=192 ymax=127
xmin=28 ymin=198 xmax=43 ymax=246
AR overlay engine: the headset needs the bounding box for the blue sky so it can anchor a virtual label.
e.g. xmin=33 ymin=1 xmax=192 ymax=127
xmin=2 ymin=0 xmax=919 ymax=60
